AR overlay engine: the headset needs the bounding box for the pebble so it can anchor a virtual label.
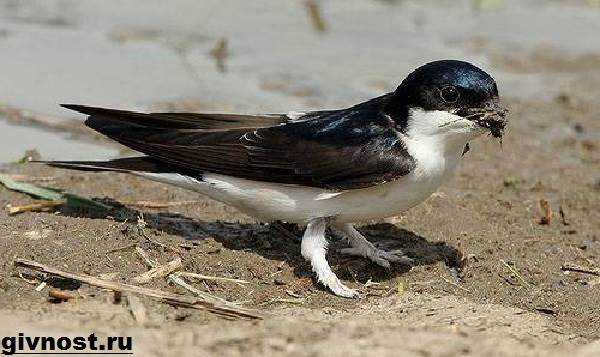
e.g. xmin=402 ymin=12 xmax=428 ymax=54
xmin=274 ymin=277 xmax=287 ymax=285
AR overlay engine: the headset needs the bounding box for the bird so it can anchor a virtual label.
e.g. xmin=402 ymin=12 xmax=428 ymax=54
xmin=44 ymin=60 xmax=508 ymax=298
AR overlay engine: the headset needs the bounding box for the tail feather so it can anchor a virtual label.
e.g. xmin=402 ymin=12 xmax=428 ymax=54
xmin=37 ymin=157 xmax=196 ymax=175
xmin=61 ymin=104 xmax=285 ymax=130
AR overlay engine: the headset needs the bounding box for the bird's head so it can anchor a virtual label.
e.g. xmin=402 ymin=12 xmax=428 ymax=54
xmin=387 ymin=60 xmax=508 ymax=141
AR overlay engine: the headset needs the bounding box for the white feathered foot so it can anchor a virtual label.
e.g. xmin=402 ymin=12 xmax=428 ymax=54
xmin=334 ymin=223 xmax=413 ymax=269
xmin=300 ymin=218 xmax=359 ymax=298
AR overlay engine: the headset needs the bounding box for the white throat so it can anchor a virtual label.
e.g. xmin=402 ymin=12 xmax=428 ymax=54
xmin=402 ymin=108 xmax=482 ymax=179
xmin=406 ymin=108 xmax=483 ymax=150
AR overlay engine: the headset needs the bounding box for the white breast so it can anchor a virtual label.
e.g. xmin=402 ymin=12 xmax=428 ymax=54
xmin=139 ymin=137 xmax=463 ymax=224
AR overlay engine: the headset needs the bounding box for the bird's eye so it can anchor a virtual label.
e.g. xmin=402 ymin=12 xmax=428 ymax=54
xmin=440 ymin=86 xmax=459 ymax=103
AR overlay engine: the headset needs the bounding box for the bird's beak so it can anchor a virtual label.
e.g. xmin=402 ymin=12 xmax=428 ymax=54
xmin=458 ymin=98 xmax=509 ymax=138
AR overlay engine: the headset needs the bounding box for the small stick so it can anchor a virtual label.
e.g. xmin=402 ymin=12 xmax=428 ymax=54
xmin=168 ymin=274 xmax=227 ymax=304
xmin=175 ymin=271 xmax=250 ymax=285
xmin=538 ymin=199 xmax=552 ymax=225
xmin=14 ymin=258 xmax=261 ymax=319
xmin=135 ymin=248 xmax=227 ymax=304
xmin=259 ymin=297 xmax=305 ymax=306
xmin=559 ymin=206 xmax=569 ymax=226
xmin=131 ymin=257 xmax=183 ymax=284
xmin=49 ymin=289 xmax=76 ymax=301
xmin=304 ymin=0 xmax=327 ymax=32
xmin=561 ymin=263 xmax=600 ymax=276
xmin=126 ymin=294 xmax=147 ymax=325
xmin=6 ymin=200 xmax=65 ymax=215
xmin=135 ymin=246 xmax=157 ymax=267
xmin=500 ymin=259 xmax=532 ymax=287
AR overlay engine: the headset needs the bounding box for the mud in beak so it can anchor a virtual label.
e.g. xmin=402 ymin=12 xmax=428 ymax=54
xmin=458 ymin=99 xmax=509 ymax=138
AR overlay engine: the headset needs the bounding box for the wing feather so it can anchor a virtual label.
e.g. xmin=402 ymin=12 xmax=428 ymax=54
xmin=63 ymin=97 xmax=415 ymax=190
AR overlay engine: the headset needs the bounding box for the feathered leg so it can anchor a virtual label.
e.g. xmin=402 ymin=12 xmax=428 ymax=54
xmin=301 ymin=218 xmax=359 ymax=298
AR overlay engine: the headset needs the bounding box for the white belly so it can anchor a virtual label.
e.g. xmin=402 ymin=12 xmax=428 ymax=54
xmin=199 ymin=169 xmax=451 ymax=223
xmin=139 ymin=136 xmax=464 ymax=224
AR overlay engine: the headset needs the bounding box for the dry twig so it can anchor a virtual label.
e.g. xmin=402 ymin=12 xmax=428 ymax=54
xmin=538 ymin=199 xmax=552 ymax=225
xmin=259 ymin=297 xmax=305 ymax=306
xmin=49 ymin=289 xmax=76 ymax=302
xmin=175 ymin=271 xmax=249 ymax=285
xmin=6 ymin=200 xmax=65 ymax=215
xmin=304 ymin=0 xmax=327 ymax=32
xmin=131 ymin=257 xmax=183 ymax=284
xmin=500 ymin=259 xmax=532 ymax=287
xmin=134 ymin=248 xmax=227 ymax=304
xmin=561 ymin=263 xmax=600 ymax=276
xmin=559 ymin=205 xmax=569 ymax=226
xmin=14 ymin=258 xmax=261 ymax=319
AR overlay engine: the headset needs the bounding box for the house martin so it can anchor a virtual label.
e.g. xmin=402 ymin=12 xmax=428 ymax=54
xmin=46 ymin=60 xmax=508 ymax=298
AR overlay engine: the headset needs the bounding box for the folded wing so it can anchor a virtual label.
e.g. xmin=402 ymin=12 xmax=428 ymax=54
xmin=61 ymin=99 xmax=415 ymax=190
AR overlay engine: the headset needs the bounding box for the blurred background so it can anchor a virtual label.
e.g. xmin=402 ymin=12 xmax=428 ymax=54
xmin=0 ymin=0 xmax=599 ymax=162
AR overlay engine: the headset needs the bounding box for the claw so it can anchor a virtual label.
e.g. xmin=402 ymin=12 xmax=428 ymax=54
xmin=340 ymin=246 xmax=413 ymax=268
xmin=326 ymin=277 xmax=361 ymax=298
xmin=334 ymin=223 xmax=413 ymax=269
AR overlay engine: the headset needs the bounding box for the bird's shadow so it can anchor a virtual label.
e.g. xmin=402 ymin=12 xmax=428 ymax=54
xmin=60 ymin=199 xmax=462 ymax=285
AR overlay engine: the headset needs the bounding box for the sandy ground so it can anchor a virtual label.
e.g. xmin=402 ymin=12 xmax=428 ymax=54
xmin=1 ymin=93 xmax=599 ymax=356
xmin=1 ymin=1 xmax=600 ymax=356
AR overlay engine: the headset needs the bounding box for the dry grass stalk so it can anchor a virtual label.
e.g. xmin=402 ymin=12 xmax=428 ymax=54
xmin=559 ymin=205 xmax=569 ymax=225
xmin=48 ymin=289 xmax=76 ymax=301
xmin=134 ymin=248 xmax=227 ymax=304
xmin=260 ymin=297 xmax=305 ymax=306
xmin=304 ymin=0 xmax=327 ymax=32
xmin=539 ymin=199 xmax=552 ymax=225
xmin=175 ymin=271 xmax=250 ymax=285
xmin=131 ymin=257 xmax=183 ymax=284
xmin=561 ymin=263 xmax=600 ymax=276
xmin=14 ymin=258 xmax=261 ymax=320
xmin=6 ymin=200 xmax=65 ymax=215
xmin=500 ymin=259 xmax=532 ymax=287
